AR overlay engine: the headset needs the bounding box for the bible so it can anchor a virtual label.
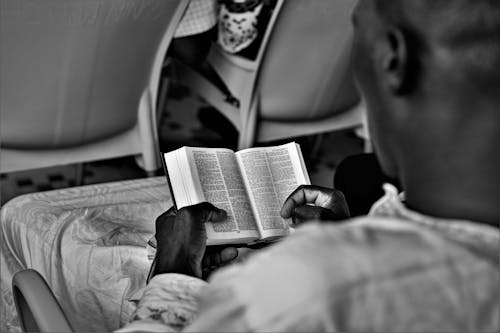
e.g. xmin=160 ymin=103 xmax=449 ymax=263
xmin=163 ymin=142 xmax=311 ymax=245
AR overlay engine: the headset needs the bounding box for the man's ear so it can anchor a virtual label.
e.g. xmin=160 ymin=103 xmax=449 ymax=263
xmin=376 ymin=27 xmax=411 ymax=94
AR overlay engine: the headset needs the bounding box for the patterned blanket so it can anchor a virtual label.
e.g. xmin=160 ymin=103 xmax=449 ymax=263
xmin=1 ymin=177 xmax=171 ymax=332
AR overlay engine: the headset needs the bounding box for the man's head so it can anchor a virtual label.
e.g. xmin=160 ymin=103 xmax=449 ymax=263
xmin=351 ymin=0 xmax=500 ymax=223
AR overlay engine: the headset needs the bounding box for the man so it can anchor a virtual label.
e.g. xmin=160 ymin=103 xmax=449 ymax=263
xmin=122 ymin=0 xmax=499 ymax=331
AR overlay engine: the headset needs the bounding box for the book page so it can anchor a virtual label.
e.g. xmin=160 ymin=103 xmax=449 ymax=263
xmin=236 ymin=142 xmax=310 ymax=240
xmin=185 ymin=148 xmax=260 ymax=245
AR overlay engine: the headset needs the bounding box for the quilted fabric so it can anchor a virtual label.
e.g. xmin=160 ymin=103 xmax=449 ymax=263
xmin=1 ymin=177 xmax=171 ymax=332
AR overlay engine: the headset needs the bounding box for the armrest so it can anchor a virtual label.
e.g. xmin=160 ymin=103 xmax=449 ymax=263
xmin=12 ymin=269 xmax=73 ymax=332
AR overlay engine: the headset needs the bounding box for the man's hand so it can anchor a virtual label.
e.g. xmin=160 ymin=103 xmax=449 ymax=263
xmin=152 ymin=203 xmax=238 ymax=279
xmin=280 ymin=185 xmax=350 ymax=226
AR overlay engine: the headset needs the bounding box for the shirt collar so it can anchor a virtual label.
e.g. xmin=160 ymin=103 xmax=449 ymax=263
xmin=369 ymin=183 xmax=499 ymax=252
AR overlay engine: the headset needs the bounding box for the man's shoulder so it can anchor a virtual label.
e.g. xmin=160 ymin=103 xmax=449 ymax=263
xmin=203 ymin=216 xmax=499 ymax=331
xmin=214 ymin=214 xmax=488 ymax=290
xmin=289 ymin=215 xmax=498 ymax=276
xmin=283 ymin=215 xmax=461 ymax=260
xmin=220 ymin=213 xmax=497 ymax=295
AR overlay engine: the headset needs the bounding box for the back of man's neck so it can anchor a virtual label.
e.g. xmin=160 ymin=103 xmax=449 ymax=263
xmin=403 ymin=176 xmax=499 ymax=227
xmin=395 ymin=100 xmax=500 ymax=227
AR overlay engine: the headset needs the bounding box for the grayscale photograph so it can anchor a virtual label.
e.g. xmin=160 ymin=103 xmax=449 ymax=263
xmin=0 ymin=0 xmax=498 ymax=332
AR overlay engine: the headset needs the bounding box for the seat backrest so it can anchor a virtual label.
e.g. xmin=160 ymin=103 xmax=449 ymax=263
xmin=0 ymin=0 xmax=183 ymax=149
xmin=257 ymin=0 xmax=359 ymax=121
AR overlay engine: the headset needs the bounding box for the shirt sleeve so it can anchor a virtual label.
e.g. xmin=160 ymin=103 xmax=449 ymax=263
xmin=116 ymin=274 xmax=207 ymax=332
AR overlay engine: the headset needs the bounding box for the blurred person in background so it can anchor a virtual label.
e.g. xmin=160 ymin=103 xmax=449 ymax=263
xmin=170 ymin=0 xmax=276 ymax=106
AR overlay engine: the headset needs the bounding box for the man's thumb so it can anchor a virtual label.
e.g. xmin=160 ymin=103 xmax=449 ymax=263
xmin=192 ymin=202 xmax=228 ymax=222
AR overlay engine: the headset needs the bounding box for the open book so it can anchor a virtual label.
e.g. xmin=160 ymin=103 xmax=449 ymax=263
xmin=163 ymin=142 xmax=311 ymax=245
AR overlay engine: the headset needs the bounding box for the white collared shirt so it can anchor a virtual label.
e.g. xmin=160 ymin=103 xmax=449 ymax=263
xmin=119 ymin=184 xmax=499 ymax=332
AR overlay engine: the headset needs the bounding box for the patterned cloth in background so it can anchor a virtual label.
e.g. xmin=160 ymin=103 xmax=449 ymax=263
xmin=0 ymin=177 xmax=171 ymax=332
xmin=174 ymin=0 xmax=218 ymax=38
xmin=173 ymin=0 xmax=272 ymax=56
xmin=119 ymin=184 xmax=499 ymax=332
xmin=218 ymin=0 xmax=263 ymax=53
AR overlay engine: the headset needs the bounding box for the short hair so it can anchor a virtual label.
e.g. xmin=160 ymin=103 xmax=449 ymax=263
xmin=374 ymin=0 xmax=500 ymax=85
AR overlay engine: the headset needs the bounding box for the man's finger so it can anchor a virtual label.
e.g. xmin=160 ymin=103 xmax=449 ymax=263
xmin=292 ymin=205 xmax=327 ymax=223
xmin=219 ymin=247 xmax=238 ymax=263
xmin=292 ymin=205 xmax=348 ymax=226
xmin=198 ymin=202 xmax=227 ymax=222
xmin=296 ymin=204 xmax=352 ymax=225
xmin=207 ymin=207 xmax=227 ymax=222
xmin=165 ymin=206 xmax=177 ymax=216
xmin=182 ymin=202 xmax=228 ymax=223
xmin=281 ymin=185 xmax=334 ymax=218
xmin=281 ymin=186 xmax=316 ymax=218
xmin=155 ymin=212 xmax=176 ymax=231
xmin=202 ymin=247 xmax=238 ymax=267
